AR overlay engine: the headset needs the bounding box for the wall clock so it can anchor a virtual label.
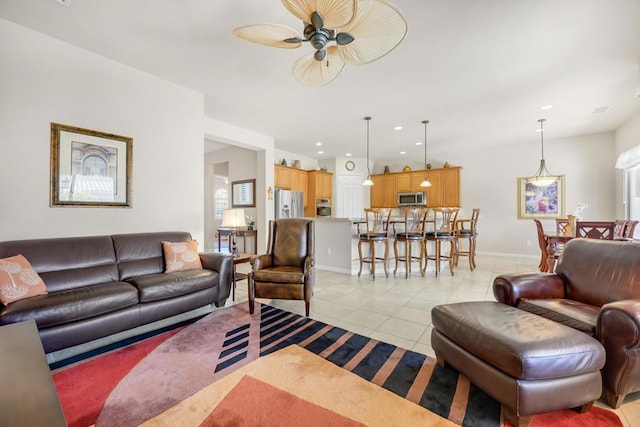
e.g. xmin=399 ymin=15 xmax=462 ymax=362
xmin=345 ymin=160 xmax=355 ymax=171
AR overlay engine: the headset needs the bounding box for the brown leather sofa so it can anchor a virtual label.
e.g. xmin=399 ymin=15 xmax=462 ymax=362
xmin=0 ymin=232 xmax=232 ymax=353
xmin=493 ymin=237 xmax=640 ymax=408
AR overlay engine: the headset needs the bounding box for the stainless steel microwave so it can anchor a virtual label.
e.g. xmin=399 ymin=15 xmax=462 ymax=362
xmin=397 ymin=192 xmax=427 ymax=206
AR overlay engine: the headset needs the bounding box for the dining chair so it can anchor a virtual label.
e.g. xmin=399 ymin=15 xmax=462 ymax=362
xmin=624 ymin=220 xmax=638 ymax=239
xmin=358 ymin=208 xmax=392 ymax=280
xmin=425 ymin=207 xmax=459 ymax=277
xmin=575 ymin=221 xmax=615 ymax=240
xmin=555 ymin=218 xmax=571 ymax=236
xmin=393 ymin=207 xmax=429 ymax=278
xmin=454 ymin=208 xmax=480 ymax=270
xmin=613 ymin=220 xmax=628 ymax=240
xmin=533 ymin=219 xmax=566 ymax=273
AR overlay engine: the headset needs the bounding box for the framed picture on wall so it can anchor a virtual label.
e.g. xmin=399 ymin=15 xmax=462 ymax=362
xmin=517 ymin=176 xmax=565 ymax=219
xmin=50 ymin=122 xmax=133 ymax=207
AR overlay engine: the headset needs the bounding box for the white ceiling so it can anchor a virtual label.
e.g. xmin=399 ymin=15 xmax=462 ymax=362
xmin=2 ymin=0 xmax=640 ymax=163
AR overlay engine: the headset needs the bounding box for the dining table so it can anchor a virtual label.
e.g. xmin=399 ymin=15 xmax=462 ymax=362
xmin=543 ymin=233 xmax=574 ymax=272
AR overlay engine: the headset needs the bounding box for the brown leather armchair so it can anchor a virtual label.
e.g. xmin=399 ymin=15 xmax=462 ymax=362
xmin=248 ymin=218 xmax=314 ymax=316
xmin=493 ymin=238 xmax=640 ymax=408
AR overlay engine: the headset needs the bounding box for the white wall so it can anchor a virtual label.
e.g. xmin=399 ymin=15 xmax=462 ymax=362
xmin=431 ymin=132 xmax=616 ymax=256
xmin=614 ymin=112 xmax=640 ymax=219
xmin=0 ymin=18 xmax=205 ymax=242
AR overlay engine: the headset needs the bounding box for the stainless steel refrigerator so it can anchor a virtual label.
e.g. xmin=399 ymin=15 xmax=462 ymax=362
xmin=275 ymin=189 xmax=304 ymax=219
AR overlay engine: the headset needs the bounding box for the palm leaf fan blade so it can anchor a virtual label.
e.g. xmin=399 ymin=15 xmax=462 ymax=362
xmin=338 ymin=0 xmax=407 ymax=65
xmin=233 ymin=24 xmax=302 ymax=48
xmin=292 ymin=46 xmax=345 ymax=86
xmin=282 ymin=0 xmax=357 ymax=28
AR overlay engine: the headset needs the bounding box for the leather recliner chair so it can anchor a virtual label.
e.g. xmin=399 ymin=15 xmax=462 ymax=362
xmin=248 ymin=218 xmax=314 ymax=316
xmin=493 ymin=238 xmax=640 ymax=408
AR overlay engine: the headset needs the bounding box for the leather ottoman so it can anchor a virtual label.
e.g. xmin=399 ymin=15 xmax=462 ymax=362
xmin=431 ymin=301 xmax=605 ymax=427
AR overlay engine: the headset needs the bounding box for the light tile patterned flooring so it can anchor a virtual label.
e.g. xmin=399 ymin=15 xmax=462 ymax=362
xmin=49 ymin=253 xmax=640 ymax=426
xmin=234 ymin=253 xmax=640 ymax=427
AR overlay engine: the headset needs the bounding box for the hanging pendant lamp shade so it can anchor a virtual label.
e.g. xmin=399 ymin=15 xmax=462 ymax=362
xmin=526 ymin=119 xmax=559 ymax=187
xmin=420 ymin=120 xmax=432 ymax=188
xmin=362 ymin=116 xmax=374 ymax=186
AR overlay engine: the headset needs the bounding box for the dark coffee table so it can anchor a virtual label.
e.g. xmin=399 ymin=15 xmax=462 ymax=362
xmin=0 ymin=320 xmax=66 ymax=426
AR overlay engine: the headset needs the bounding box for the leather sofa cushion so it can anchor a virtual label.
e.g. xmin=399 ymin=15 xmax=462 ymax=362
xmin=112 ymin=232 xmax=193 ymax=280
xmin=517 ymin=298 xmax=598 ymax=336
xmin=0 ymin=282 xmax=138 ymax=329
xmin=253 ymin=266 xmax=304 ymax=284
xmin=555 ymin=238 xmax=640 ymax=307
xmin=431 ymin=301 xmax=605 ymax=380
xmin=0 ymin=236 xmax=119 ymax=293
xmin=128 ymin=269 xmax=219 ymax=303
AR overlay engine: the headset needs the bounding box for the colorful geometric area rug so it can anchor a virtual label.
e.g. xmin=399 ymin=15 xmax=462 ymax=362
xmin=52 ymin=303 xmax=622 ymax=427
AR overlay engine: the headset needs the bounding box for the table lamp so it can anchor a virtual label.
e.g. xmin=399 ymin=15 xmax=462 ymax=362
xmin=221 ymin=208 xmax=246 ymax=257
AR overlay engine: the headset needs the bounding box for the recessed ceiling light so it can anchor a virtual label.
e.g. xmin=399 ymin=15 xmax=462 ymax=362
xmin=345 ymin=153 xmax=352 ymax=157
xmin=592 ymin=106 xmax=610 ymax=115
xmin=394 ymin=126 xmax=403 ymax=131
xmin=315 ymin=142 xmax=323 ymax=146
xmin=416 ymin=142 xmax=423 ymax=146
xmin=317 ymin=151 xmax=324 ymax=154
xmin=400 ymin=151 xmax=406 ymax=155
xmin=541 ymin=105 xmax=553 ymax=110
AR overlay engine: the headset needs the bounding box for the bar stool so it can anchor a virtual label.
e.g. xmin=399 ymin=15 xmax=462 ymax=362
xmin=425 ymin=207 xmax=459 ymax=277
xmin=454 ymin=208 xmax=480 ymax=270
xmin=394 ymin=207 xmax=429 ymax=278
xmin=358 ymin=208 xmax=392 ymax=280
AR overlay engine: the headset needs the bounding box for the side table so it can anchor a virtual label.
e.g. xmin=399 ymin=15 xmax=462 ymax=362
xmin=231 ymin=252 xmax=254 ymax=301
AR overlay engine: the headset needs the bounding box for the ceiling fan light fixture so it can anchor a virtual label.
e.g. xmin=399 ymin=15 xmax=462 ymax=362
xmin=234 ymin=0 xmax=407 ymax=86
xmin=420 ymin=120 xmax=431 ymax=188
xmin=363 ymin=116 xmax=374 ymax=187
xmin=526 ymin=119 xmax=560 ymax=187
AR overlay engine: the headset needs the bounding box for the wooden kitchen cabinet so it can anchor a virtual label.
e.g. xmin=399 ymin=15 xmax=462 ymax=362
xmin=370 ymin=174 xmax=398 ymax=207
xmin=275 ymin=164 xmax=308 ymax=207
xmin=426 ymin=167 xmax=461 ymax=207
xmin=305 ymin=170 xmax=333 ymax=216
xmin=370 ymin=166 xmax=460 ymax=208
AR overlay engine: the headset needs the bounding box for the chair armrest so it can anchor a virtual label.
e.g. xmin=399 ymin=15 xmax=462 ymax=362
xmin=455 ymin=218 xmax=471 ymax=230
xmin=199 ymin=252 xmax=233 ymax=302
xmin=492 ymin=272 xmax=566 ymax=306
xmin=304 ymin=255 xmax=314 ymax=274
xmin=250 ymin=254 xmax=272 ymax=272
xmin=597 ymin=299 xmax=640 ymax=398
xmin=598 ymin=300 xmax=640 ymax=349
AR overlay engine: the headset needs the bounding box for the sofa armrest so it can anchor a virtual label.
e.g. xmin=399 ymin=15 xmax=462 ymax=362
xmin=250 ymin=254 xmax=272 ymax=272
xmin=597 ymin=299 xmax=640 ymax=405
xmin=199 ymin=252 xmax=233 ymax=302
xmin=492 ymin=272 xmax=566 ymax=306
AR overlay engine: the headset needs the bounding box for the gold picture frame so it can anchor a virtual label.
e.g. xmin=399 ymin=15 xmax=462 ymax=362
xmin=517 ymin=176 xmax=565 ymax=219
xmin=50 ymin=123 xmax=132 ymax=207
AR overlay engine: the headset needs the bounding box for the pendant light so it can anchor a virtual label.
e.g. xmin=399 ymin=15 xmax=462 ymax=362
xmin=362 ymin=116 xmax=374 ymax=186
xmin=419 ymin=120 xmax=432 ymax=187
xmin=526 ymin=118 xmax=559 ymax=187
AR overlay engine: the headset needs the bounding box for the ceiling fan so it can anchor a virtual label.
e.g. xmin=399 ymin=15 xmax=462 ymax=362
xmin=233 ymin=0 xmax=408 ymax=86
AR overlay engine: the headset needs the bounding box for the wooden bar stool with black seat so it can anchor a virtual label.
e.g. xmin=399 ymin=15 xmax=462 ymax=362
xmin=454 ymin=208 xmax=480 ymax=270
xmin=394 ymin=207 xmax=429 ymax=278
xmin=358 ymin=208 xmax=392 ymax=280
xmin=425 ymin=207 xmax=459 ymax=277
